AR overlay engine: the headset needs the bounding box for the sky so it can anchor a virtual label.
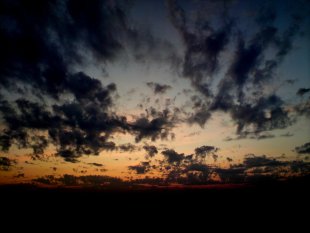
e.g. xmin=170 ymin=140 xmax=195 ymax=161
xmin=0 ymin=0 xmax=309 ymax=188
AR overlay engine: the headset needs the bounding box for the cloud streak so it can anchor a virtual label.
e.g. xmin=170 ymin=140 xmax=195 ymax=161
xmin=167 ymin=0 xmax=308 ymax=138
xmin=295 ymin=142 xmax=310 ymax=155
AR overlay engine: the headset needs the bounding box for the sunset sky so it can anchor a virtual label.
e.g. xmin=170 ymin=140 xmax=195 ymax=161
xmin=0 ymin=0 xmax=309 ymax=187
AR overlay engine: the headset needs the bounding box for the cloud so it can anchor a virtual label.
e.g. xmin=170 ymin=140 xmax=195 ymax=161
xmin=295 ymin=99 xmax=310 ymax=118
xmin=230 ymin=95 xmax=293 ymax=135
xmin=187 ymin=108 xmax=211 ymax=128
xmin=32 ymin=175 xmax=57 ymax=185
xmin=0 ymin=0 xmax=182 ymax=162
xmin=118 ymin=143 xmax=137 ymax=152
xmin=161 ymin=149 xmax=185 ymax=165
xmin=167 ymin=0 xmax=233 ymax=98
xmin=167 ymin=0 xmax=306 ymax=137
xmin=243 ymin=154 xmax=285 ymax=168
xmin=0 ymin=78 xmax=180 ymax=161
xmin=143 ymin=145 xmax=158 ymax=158
xmin=129 ymin=108 xmax=178 ymax=143
xmin=0 ymin=157 xmax=16 ymax=171
xmin=186 ymin=163 xmax=210 ymax=172
xmin=146 ymin=82 xmax=172 ymax=95
xmin=297 ymin=88 xmax=310 ymax=97
xmin=295 ymin=142 xmax=310 ymax=155
xmin=223 ymin=132 xmax=275 ymax=141
xmin=125 ymin=142 xmax=310 ymax=185
xmin=77 ymin=175 xmax=122 ymax=186
xmin=253 ymin=133 xmax=275 ymax=140
xmin=0 ymin=0 xmax=128 ymax=161
xmin=0 ymin=0 xmax=309 ymax=179
xmin=289 ymin=161 xmax=310 ymax=173
xmin=31 ymin=136 xmax=49 ymax=156
xmin=88 ymin=163 xmax=104 ymax=167
xmin=128 ymin=162 xmax=151 ymax=174
xmin=33 ymin=174 xmax=123 ymax=186
xmin=32 ymin=147 xmax=310 ymax=186
xmin=227 ymin=37 xmax=264 ymax=88
xmin=194 ymin=145 xmax=218 ymax=161
xmin=215 ymin=166 xmax=246 ymax=184
xmin=0 ymin=0 xmax=128 ymax=95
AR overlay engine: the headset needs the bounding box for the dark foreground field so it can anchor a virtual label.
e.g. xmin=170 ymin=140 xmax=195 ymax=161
xmin=0 ymin=179 xmax=308 ymax=227
xmin=1 ymin=178 xmax=309 ymax=209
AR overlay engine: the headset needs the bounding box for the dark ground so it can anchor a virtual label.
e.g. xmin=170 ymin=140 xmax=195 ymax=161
xmin=1 ymin=178 xmax=308 ymax=226
xmin=1 ymin=178 xmax=308 ymax=206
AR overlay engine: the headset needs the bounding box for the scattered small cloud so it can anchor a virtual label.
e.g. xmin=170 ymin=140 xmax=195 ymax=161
xmin=146 ymin=82 xmax=172 ymax=94
xmin=0 ymin=157 xmax=16 ymax=171
xmin=295 ymin=142 xmax=310 ymax=155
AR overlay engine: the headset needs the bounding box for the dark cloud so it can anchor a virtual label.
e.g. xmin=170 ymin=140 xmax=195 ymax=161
xmin=32 ymin=148 xmax=310 ymax=186
xmin=33 ymin=174 xmax=123 ymax=186
xmin=224 ymin=132 xmax=276 ymax=141
xmin=143 ymin=145 xmax=158 ymax=158
xmin=118 ymin=143 xmax=137 ymax=152
xmin=128 ymin=161 xmax=151 ymax=174
xmin=297 ymin=88 xmax=310 ymax=97
xmin=0 ymin=0 xmax=181 ymax=163
xmin=295 ymin=99 xmax=310 ymax=118
xmin=31 ymin=136 xmax=49 ymax=157
xmin=167 ymin=0 xmax=233 ymax=98
xmin=1 ymin=80 xmax=179 ymax=161
xmin=161 ymin=149 xmax=185 ymax=165
xmin=195 ymin=145 xmax=218 ymax=156
xmin=243 ymin=154 xmax=285 ymax=168
xmin=126 ymin=142 xmax=310 ymax=185
xmin=129 ymin=108 xmax=178 ymax=142
xmin=167 ymin=0 xmax=306 ymax=137
xmin=0 ymin=128 xmax=28 ymax=152
xmin=126 ymin=23 xmax=181 ymax=70
xmin=78 ymin=175 xmax=123 ymax=186
xmin=216 ymin=166 xmax=246 ymax=184
xmin=0 ymin=157 xmax=16 ymax=171
xmin=231 ymin=95 xmax=293 ymax=135
xmin=130 ymin=116 xmax=170 ymax=142
xmin=32 ymin=175 xmax=57 ymax=185
xmin=183 ymin=164 xmax=212 ymax=185
xmin=0 ymin=0 xmax=128 ymax=95
xmin=227 ymin=37 xmax=264 ymax=88
xmin=185 ymin=95 xmax=211 ymax=127
xmin=289 ymin=160 xmax=310 ymax=173
xmin=146 ymin=82 xmax=172 ymax=95
xmin=0 ymin=0 xmax=128 ymax=161
xmin=187 ymin=108 xmax=211 ymax=128
xmin=295 ymin=142 xmax=310 ymax=155
xmin=210 ymin=7 xmax=296 ymax=132
xmin=57 ymin=150 xmax=80 ymax=163
xmin=88 ymin=163 xmax=104 ymax=167
xmin=253 ymin=133 xmax=275 ymax=140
